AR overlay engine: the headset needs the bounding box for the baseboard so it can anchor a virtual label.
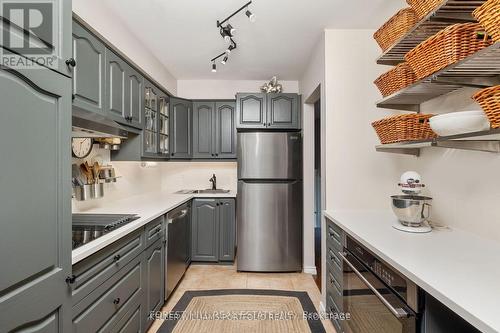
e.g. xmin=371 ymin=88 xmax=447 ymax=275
xmin=303 ymin=266 xmax=317 ymax=275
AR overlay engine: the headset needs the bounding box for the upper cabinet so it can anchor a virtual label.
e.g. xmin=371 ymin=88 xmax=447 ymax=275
xmin=105 ymin=49 xmax=144 ymax=129
xmin=71 ymin=21 xmax=106 ymax=115
xmin=143 ymin=81 xmax=159 ymax=157
xmin=193 ymin=101 xmax=236 ymax=159
xmin=236 ymin=93 xmax=301 ymax=130
xmin=0 ymin=0 xmax=72 ymax=77
xmin=236 ymin=93 xmax=267 ymax=129
xmin=170 ymin=98 xmax=193 ymax=159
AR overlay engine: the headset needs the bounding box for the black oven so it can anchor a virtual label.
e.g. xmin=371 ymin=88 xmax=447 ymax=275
xmin=340 ymin=236 xmax=420 ymax=333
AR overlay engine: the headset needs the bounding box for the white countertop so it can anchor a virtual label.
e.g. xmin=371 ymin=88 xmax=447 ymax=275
xmin=323 ymin=209 xmax=500 ymax=333
xmin=72 ymin=191 xmax=236 ymax=264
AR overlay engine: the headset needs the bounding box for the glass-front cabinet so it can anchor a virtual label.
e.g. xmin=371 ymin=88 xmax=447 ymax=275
xmin=143 ymin=80 xmax=169 ymax=158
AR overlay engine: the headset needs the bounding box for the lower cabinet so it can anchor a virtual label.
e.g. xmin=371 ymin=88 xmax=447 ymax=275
xmin=325 ymin=219 xmax=345 ymax=333
xmin=143 ymin=239 xmax=164 ymax=329
xmin=191 ymin=198 xmax=236 ymax=262
xmin=71 ymin=217 xmax=165 ymax=333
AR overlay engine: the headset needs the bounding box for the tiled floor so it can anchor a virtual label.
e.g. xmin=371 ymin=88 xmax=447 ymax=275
xmin=148 ymin=263 xmax=336 ymax=333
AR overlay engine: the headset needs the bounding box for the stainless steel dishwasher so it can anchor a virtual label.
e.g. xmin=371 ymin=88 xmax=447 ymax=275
xmin=165 ymin=202 xmax=190 ymax=300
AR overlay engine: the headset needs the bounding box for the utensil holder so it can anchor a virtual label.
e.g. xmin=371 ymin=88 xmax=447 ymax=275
xmin=73 ymin=184 xmax=94 ymax=201
xmin=93 ymin=183 xmax=104 ymax=198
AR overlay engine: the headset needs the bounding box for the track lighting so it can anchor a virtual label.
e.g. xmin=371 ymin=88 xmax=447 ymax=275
xmin=210 ymin=1 xmax=254 ymax=72
xmin=245 ymin=9 xmax=256 ymax=22
xmin=226 ymin=44 xmax=235 ymax=55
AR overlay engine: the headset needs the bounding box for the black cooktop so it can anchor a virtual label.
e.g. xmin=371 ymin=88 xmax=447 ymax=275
xmin=72 ymin=214 xmax=140 ymax=250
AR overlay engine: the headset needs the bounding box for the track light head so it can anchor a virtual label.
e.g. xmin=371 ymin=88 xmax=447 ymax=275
xmin=245 ymin=9 xmax=256 ymax=22
xmin=225 ymin=44 xmax=236 ymax=55
xmin=212 ymin=62 xmax=217 ymax=72
xmin=221 ymin=55 xmax=228 ymax=65
xmin=226 ymin=24 xmax=236 ymax=35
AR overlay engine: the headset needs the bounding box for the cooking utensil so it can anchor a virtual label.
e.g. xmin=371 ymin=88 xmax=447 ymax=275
xmin=391 ymin=195 xmax=432 ymax=225
xmin=80 ymin=163 xmax=93 ymax=184
xmin=92 ymin=162 xmax=100 ymax=183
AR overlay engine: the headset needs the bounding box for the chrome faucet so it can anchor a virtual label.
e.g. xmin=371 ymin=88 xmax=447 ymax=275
xmin=209 ymin=174 xmax=217 ymax=190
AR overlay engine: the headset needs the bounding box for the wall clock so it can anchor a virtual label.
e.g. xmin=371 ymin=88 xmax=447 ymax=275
xmin=72 ymin=138 xmax=93 ymax=158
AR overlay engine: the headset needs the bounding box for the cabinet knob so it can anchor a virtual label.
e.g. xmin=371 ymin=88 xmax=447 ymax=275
xmin=171 ymin=153 xmax=175 ymax=156
xmin=268 ymin=123 xmax=271 ymax=127
xmin=113 ymin=297 xmax=121 ymax=305
xmin=215 ymin=154 xmax=219 ymax=157
xmin=65 ymin=275 xmax=76 ymax=284
xmin=113 ymin=254 xmax=121 ymax=262
xmin=65 ymin=58 xmax=76 ymax=67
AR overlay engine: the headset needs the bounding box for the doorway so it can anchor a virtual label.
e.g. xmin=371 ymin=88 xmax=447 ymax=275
xmin=313 ymin=99 xmax=322 ymax=289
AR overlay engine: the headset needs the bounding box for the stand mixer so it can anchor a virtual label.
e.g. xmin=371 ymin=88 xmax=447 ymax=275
xmin=391 ymin=171 xmax=432 ymax=233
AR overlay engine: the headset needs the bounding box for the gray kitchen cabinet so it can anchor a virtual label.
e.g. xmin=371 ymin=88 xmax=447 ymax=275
xmin=143 ymin=239 xmax=164 ymax=329
xmin=0 ymin=66 xmax=72 ymax=331
xmin=193 ymin=100 xmax=236 ymax=159
xmin=215 ymin=101 xmax=237 ymax=159
xmin=143 ymin=80 xmax=160 ymax=157
xmin=236 ymin=93 xmax=301 ymax=130
xmin=170 ymin=97 xmax=193 ymax=159
xmin=218 ymin=199 xmax=236 ymax=261
xmin=191 ymin=198 xmax=236 ymax=262
xmin=191 ymin=199 xmax=219 ymax=262
xmin=72 ymin=21 xmax=106 ymax=115
xmin=105 ymin=49 xmax=127 ymax=122
xmin=266 ymin=93 xmax=300 ymax=129
xmin=158 ymin=93 xmax=170 ymax=156
xmin=193 ymin=101 xmax=215 ymax=158
xmin=236 ymin=93 xmax=267 ymax=129
xmin=105 ymin=48 xmax=144 ymax=129
xmin=0 ymin=0 xmax=72 ymax=77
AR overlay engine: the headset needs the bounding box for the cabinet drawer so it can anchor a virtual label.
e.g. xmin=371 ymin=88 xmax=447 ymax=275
xmin=326 ymin=220 xmax=343 ymax=250
xmin=327 ymin=245 xmax=343 ymax=279
xmin=109 ymin=295 xmax=143 ymax=333
xmin=73 ymin=256 xmax=143 ymax=333
xmin=72 ymin=230 xmax=144 ymax=305
xmin=327 ymin=271 xmax=343 ymax=311
xmin=326 ymin=292 xmax=343 ymax=333
xmin=144 ymin=216 xmax=164 ymax=248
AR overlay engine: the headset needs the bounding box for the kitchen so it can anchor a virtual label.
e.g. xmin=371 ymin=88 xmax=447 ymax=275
xmin=1 ymin=0 xmax=500 ymax=332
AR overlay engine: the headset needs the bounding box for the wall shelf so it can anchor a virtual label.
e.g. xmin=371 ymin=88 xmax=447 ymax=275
xmin=377 ymin=0 xmax=486 ymax=66
xmin=376 ymin=128 xmax=500 ymax=155
xmin=376 ymin=43 xmax=500 ymax=111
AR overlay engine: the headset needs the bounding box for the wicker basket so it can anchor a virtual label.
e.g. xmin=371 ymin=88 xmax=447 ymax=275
xmin=473 ymin=0 xmax=500 ymax=43
xmin=473 ymin=85 xmax=500 ymax=128
xmin=372 ymin=114 xmax=436 ymax=144
xmin=374 ymin=8 xmax=419 ymax=51
xmin=406 ymin=0 xmax=444 ymax=19
xmin=374 ymin=63 xmax=417 ymax=97
xmin=405 ymin=23 xmax=493 ymax=80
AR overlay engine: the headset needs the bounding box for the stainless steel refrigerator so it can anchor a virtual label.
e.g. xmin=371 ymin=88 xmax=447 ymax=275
xmin=237 ymin=132 xmax=303 ymax=272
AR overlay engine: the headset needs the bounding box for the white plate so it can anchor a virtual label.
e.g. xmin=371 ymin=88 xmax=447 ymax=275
xmin=429 ymin=111 xmax=490 ymax=136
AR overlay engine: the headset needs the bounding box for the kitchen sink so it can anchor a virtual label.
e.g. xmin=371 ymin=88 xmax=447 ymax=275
xmin=175 ymin=189 xmax=230 ymax=194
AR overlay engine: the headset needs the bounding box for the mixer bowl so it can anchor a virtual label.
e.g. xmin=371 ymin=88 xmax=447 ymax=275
xmin=391 ymin=195 xmax=432 ymax=226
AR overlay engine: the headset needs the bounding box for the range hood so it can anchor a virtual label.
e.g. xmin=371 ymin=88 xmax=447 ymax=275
xmin=72 ymin=108 xmax=129 ymax=139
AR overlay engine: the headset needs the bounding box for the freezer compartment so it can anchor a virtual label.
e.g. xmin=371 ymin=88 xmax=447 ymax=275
xmin=238 ymin=132 xmax=302 ymax=180
xmin=237 ymin=180 xmax=303 ymax=272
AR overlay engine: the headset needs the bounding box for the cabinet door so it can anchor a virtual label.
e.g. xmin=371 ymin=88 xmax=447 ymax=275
xmin=158 ymin=94 xmax=169 ymax=156
xmin=266 ymin=93 xmax=300 ymax=129
xmin=144 ymin=240 xmax=164 ymax=325
xmin=191 ymin=199 xmax=218 ymax=262
xmin=0 ymin=67 xmax=71 ymax=332
xmin=193 ymin=101 xmax=215 ymax=158
xmin=105 ymin=49 xmax=127 ymax=123
xmin=0 ymin=0 xmax=72 ymax=77
xmin=236 ymin=93 xmax=267 ymax=129
xmin=219 ymin=199 xmax=236 ymax=261
xmin=71 ymin=22 xmax=106 ymax=115
xmin=215 ymin=101 xmax=236 ymax=159
xmin=126 ymin=66 xmax=144 ymax=129
xmin=143 ymin=81 xmax=159 ymax=157
xmin=170 ymin=98 xmax=193 ymax=159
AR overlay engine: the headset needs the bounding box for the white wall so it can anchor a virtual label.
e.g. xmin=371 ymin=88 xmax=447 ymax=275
xmin=177 ymin=80 xmax=299 ymax=99
xmin=72 ymin=0 xmax=177 ymax=95
xmin=299 ymin=35 xmax=326 ymax=276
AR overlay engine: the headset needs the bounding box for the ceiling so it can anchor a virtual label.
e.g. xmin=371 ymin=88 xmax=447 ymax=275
xmin=103 ymin=0 xmax=405 ymax=80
